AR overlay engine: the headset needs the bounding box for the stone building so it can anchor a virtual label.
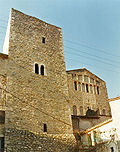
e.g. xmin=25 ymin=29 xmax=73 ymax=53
xmin=78 ymin=96 xmax=120 ymax=152
xmin=0 ymin=8 xmax=111 ymax=152
xmin=67 ymin=68 xmax=111 ymax=135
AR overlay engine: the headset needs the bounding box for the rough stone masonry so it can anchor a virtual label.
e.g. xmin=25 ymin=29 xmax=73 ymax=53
xmin=0 ymin=8 xmax=111 ymax=152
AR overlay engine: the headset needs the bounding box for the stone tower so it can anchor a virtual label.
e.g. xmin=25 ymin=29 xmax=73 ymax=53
xmin=1 ymin=9 xmax=76 ymax=151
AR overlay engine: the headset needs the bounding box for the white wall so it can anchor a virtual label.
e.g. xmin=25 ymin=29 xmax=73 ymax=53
xmin=3 ymin=9 xmax=11 ymax=54
xmin=110 ymin=99 xmax=120 ymax=140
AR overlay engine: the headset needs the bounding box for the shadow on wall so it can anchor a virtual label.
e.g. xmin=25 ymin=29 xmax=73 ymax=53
xmin=5 ymin=128 xmax=79 ymax=152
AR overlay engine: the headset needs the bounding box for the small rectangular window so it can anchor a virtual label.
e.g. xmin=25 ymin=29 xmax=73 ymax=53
xmin=74 ymin=81 xmax=77 ymax=90
xmin=96 ymin=80 xmax=100 ymax=85
xmin=97 ymin=86 xmax=99 ymax=95
xmin=72 ymin=74 xmax=76 ymax=80
xmin=42 ymin=37 xmax=45 ymax=43
xmin=78 ymin=75 xmax=82 ymax=81
xmin=82 ymin=83 xmax=85 ymax=92
xmin=84 ymin=75 xmax=89 ymax=83
xmin=90 ymin=78 xmax=94 ymax=83
xmin=78 ymin=82 xmax=81 ymax=91
xmin=94 ymin=86 xmax=96 ymax=94
xmin=0 ymin=111 xmax=5 ymax=124
xmin=86 ymin=84 xmax=89 ymax=93
xmin=44 ymin=124 xmax=47 ymax=132
xmin=0 ymin=137 xmax=4 ymax=151
xmin=90 ymin=85 xmax=93 ymax=93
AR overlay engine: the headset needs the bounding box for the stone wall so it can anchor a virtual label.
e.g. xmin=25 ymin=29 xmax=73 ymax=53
xmin=1 ymin=9 xmax=77 ymax=151
xmin=67 ymin=68 xmax=111 ymax=118
xmin=5 ymin=8 xmax=73 ymax=133
xmin=5 ymin=128 xmax=77 ymax=152
xmin=0 ymin=54 xmax=8 ymax=138
xmin=0 ymin=8 xmax=112 ymax=151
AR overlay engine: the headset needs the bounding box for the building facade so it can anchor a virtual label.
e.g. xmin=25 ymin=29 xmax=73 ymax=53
xmin=67 ymin=68 xmax=111 ymax=136
xmin=0 ymin=9 xmax=111 ymax=152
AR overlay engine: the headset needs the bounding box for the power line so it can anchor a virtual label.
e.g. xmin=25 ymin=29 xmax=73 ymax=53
xmin=64 ymin=39 xmax=120 ymax=58
xmin=0 ymin=80 xmax=71 ymax=127
xmin=0 ymin=18 xmax=120 ymax=59
xmin=0 ymin=25 xmax=119 ymax=70
xmin=0 ymin=22 xmax=119 ymax=65
xmin=64 ymin=46 xmax=120 ymax=69
xmin=65 ymin=56 xmax=120 ymax=74
xmin=64 ymin=45 xmax=120 ymax=65
xmin=0 ymin=59 xmax=72 ymax=127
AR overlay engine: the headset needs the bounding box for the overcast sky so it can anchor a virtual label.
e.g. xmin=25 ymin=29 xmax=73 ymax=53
xmin=0 ymin=0 xmax=120 ymax=98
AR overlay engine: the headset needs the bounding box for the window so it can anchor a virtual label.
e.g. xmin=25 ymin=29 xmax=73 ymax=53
xmin=94 ymin=86 xmax=96 ymax=94
xmin=90 ymin=78 xmax=94 ymax=83
xmin=90 ymin=85 xmax=93 ymax=94
xmin=96 ymin=80 xmax=100 ymax=85
xmin=111 ymin=147 xmax=114 ymax=152
xmin=82 ymin=83 xmax=85 ymax=92
xmin=84 ymin=75 xmax=89 ymax=83
xmin=78 ymin=75 xmax=82 ymax=81
xmin=35 ymin=64 xmax=45 ymax=75
xmin=73 ymin=105 xmax=77 ymax=115
xmin=0 ymin=137 xmax=4 ymax=151
xmin=97 ymin=86 xmax=99 ymax=95
xmin=86 ymin=84 xmax=89 ymax=93
xmin=41 ymin=65 xmax=44 ymax=75
xmin=35 ymin=63 xmax=39 ymax=74
xmin=74 ymin=81 xmax=77 ymax=90
xmin=43 ymin=124 xmax=47 ymax=132
xmin=72 ymin=74 xmax=76 ymax=80
xmin=102 ymin=109 xmax=106 ymax=115
xmin=42 ymin=37 xmax=45 ymax=43
xmin=80 ymin=106 xmax=83 ymax=116
xmin=0 ymin=111 xmax=5 ymax=124
xmin=78 ymin=82 xmax=81 ymax=91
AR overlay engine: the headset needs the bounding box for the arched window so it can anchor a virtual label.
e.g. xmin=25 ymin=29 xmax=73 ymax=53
xmin=73 ymin=105 xmax=77 ymax=115
xmin=80 ymin=106 xmax=83 ymax=116
xmin=102 ymin=109 xmax=106 ymax=115
xmin=43 ymin=124 xmax=47 ymax=132
xmin=35 ymin=63 xmax=39 ymax=74
xmin=41 ymin=65 xmax=44 ymax=75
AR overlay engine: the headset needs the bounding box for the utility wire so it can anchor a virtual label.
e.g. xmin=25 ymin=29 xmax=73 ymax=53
xmin=0 ymin=23 xmax=120 ymax=68
xmin=64 ymin=45 xmax=120 ymax=65
xmin=0 ymin=58 xmax=72 ymax=126
xmin=65 ymin=56 xmax=120 ymax=74
xmin=0 ymin=19 xmax=120 ymax=59
xmin=0 ymin=82 xmax=71 ymax=127
xmin=64 ymin=39 xmax=120 ymax=58
xmin=64 ymin=46 xmax=120 ymax=69
xmin=0 ymin=23 xmax=119 ymax=61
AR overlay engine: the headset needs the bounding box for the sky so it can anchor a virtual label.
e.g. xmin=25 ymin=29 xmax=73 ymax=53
xmin=0 ymin=0 xmax=120 ymax=98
